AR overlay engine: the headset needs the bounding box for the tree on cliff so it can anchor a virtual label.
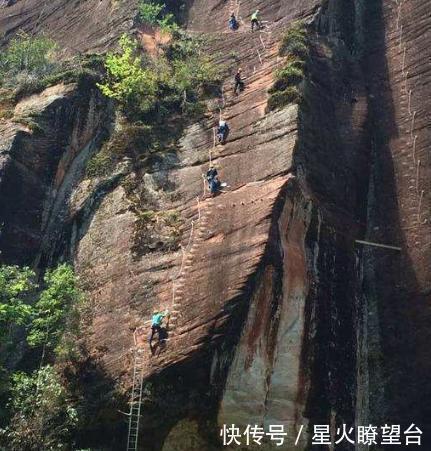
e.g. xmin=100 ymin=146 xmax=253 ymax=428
xmin=97 ymin=32 xmax=221 ymax=120
xmin=97 ymin=34 xmax=158 ymax=116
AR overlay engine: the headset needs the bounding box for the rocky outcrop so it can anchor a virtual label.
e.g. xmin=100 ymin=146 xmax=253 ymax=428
xmin=0 ymin=0 xmax=430 ymax=450
xmin=0 ymin=78 xmax=111 ymax=265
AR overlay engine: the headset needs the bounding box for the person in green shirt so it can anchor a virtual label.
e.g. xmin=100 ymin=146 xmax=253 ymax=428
xmin=251 ymin=10 xmax=260 ymax=32
xmin=149 ymin=309 xmax=169 ymax=347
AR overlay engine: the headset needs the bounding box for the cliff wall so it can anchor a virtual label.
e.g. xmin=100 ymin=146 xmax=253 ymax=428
xmin=0 ymin=0 xmax=429 ymax=449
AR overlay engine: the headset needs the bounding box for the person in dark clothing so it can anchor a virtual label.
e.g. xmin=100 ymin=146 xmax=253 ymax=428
xmin=209 ymin=176 xmax=222 ymax=195
xmin=228 ymin=12 xmax=239 ymax=30
xmin=217 ymin=120 xmax=230 ymax=143
xmin=207 ymin=166 xmax=218 ymax=184
xmin=234 ymin=68 xmax=245 ymax=94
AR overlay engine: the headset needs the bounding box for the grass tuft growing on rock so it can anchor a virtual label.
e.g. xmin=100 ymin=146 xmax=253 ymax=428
xmin=131 ymin=208 xmax=183 ymax=256
xmin=269 ymin=64 xmax=304 ymax=93
xmin=0 ymin=32 xmax=104 ymax=101
xmin=267 ymin=87 xmax=302 ymax=111
xmin=267 ymin=21 xmax=309 ymax=111
xmin=279 ymin=21 xmax=309 ymax=58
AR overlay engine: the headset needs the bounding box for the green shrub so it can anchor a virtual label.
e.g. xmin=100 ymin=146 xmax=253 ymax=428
xmin=98 ymin=33 xmax=221 ymax=120
xmin=0 ymin=31 xmax=58 ymax=81
xmin=271 ymin=64 xmax=304 ymax=91
xmin=268 ymin=21 xmax=309 ymax=111
xmin=9 ymin=56 xmax=102 ymax=101
xmin=0 ymin=265 xmax=35 ymax=421
xmin=97 ymin=34 xmax=158 ymax=116
xmin=0 ymin=32 xmax=103 ymax=101
xmin=267 ymin=87 xmax=301 ymax=111
xmin=0 ymin=31 xmax=65 ymax=99
xmin=138 ymin=0 xmax=179 ymax=33
xmin=139 ymin=0 xmax=165 ymax=25
xmin=0 ymin=265 xmax=36 ymax=344
xmin=1 ymin=366 xmax=78 ymax=450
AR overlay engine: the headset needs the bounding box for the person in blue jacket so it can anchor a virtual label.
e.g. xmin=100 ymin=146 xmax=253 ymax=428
xmin=229 ymin=12 xmax=239 ymax=30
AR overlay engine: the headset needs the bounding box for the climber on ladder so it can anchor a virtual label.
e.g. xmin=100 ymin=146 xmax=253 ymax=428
xmin=233 ymin=68 xmax=245 ymax=94
xmin=251 ymin=10 xmax=261 ymax=32
xmin=229 ymin=11 xmax=239 ymax=30
xmin=207 ymin=166 xmax=218 ymax=183
xmin=210 ymin=175 xmax=222 ymax=196
xmin=149 ymin=309 xmax=169 ymax=354
xmin=206 ymin=166 xmax=222 ymax=196
xmin=217 ymin=119 xmax=230 ymax=144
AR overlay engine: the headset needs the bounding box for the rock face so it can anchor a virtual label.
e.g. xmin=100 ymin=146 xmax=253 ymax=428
xmin=359 ymin=0 xmax=431 ymax=442
xmin=0 ymin=0 xmax=138 ymax=54
xmin=0 ymin=0 xmax=430 ymax=450
xmin=0 ymin=79 xmax=111 ymax=266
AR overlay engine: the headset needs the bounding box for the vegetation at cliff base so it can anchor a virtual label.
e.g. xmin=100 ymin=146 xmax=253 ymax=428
xmin=27 ymin=264 xmax=82 ymax=354
xmin=0 ymin=265 xmax=36 ymax=342
xmin=0 ymin=264 xmax=83 ymax=450
xmin=1 ymin=366 xmax=78 ymax=450
xmin=267 ymin=21 xmax=308 ymax=111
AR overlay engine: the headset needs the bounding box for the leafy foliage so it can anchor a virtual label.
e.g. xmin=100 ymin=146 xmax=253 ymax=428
xmin=27 ymin=264 xmax=82 ymax=351
xmin=268 ymin=22 xmax=309 ymax=111
xmin=0 ymin=265 xmax=36 ymax=424
xmin=0 ymin=366 xmax=78 ymax=450
xmin=97 ymin=33 xmax=221 ymax=120
xmin=138 ymin=0 xmax=179 ymax=33
xmin=0 ymin=264 xmax=82 ymax=448
xmin=139 ymin=0 xmax=165 ymax=24
xmin=0 ymin=31 xmax=58 ymax=80
xmin=0 ymin=266 xmax=36 ymax=343
xmin=97 ymin=35 xmax=158 ymax=116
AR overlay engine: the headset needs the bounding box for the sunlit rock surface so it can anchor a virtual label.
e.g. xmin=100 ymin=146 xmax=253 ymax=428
xmin=0 ymin=0 xmax=430 ymax=449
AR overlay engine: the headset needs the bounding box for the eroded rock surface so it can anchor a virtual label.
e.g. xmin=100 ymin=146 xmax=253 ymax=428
xmin=0 ymin=0 xmax=430 ymax=450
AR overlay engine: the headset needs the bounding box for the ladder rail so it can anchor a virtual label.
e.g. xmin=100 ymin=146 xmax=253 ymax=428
xmin=126 ymin=352 xmax=145 ymax=450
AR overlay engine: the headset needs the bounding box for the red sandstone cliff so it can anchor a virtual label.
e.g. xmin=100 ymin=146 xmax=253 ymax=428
xmin=0 ymin=0 xmax=430 ymax=450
